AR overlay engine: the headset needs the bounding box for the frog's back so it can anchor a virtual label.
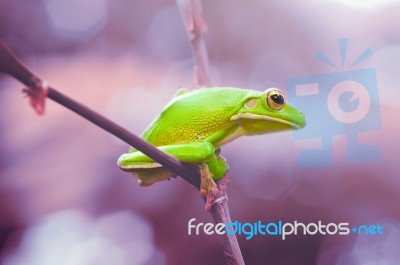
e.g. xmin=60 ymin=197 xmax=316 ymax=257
xmin=142 ymin=87 xmax=257 ymax=146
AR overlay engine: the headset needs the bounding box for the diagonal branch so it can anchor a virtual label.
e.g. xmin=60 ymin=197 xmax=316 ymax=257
xmin=0 ymin=42 xmax=201 ymax=188
xmin=0 ymin=42 xmax=245 ymax=265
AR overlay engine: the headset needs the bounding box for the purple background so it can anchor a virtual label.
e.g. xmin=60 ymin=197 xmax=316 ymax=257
xmin=1 ymin=0 xmax=400 ymax=264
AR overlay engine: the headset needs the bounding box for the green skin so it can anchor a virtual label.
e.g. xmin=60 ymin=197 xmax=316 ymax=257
xmin=118 ymin=87 xmax=306 ymax=191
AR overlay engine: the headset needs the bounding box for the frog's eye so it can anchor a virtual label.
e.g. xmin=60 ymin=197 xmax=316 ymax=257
xmin=266 ymin=90 xmax=285 ymax=110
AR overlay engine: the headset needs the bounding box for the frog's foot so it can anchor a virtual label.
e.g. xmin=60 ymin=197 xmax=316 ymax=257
xmin=200 ymin=164 xmax=221 ymax=212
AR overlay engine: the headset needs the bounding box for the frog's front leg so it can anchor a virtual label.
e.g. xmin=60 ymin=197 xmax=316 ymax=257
xmin=118 ymin=142 xmax=216 ymax=169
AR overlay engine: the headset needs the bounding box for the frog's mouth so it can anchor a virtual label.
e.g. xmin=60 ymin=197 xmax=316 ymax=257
xmin=230 ymin=113 xmax=305 ymax=132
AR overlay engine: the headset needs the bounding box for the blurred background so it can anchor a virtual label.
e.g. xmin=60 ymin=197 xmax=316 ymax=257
xmin=1 ymin=0 xmax=400 ymax=264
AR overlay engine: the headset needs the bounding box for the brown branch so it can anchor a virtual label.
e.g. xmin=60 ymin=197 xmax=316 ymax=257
xmin=0 ymin=42 xmax=245 ymax=265
xmin=211 ymin=190 xmax=245 ymax=265
xmin=0 ymin=42 xmax=200 ymax=188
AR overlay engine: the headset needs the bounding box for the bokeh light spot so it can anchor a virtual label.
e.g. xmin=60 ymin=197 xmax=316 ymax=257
xmin=3 ymin=210 xmax=162 ymax=265
xmin=45 ymin=0 xmax=107 ymax=41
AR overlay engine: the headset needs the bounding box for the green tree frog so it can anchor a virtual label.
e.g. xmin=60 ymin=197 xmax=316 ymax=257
xmin=118 ymin=87 xmax=306 ymax=208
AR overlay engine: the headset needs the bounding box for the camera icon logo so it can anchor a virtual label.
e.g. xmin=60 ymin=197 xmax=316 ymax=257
xmin=287 ymin=38 xmax=382 ymax=167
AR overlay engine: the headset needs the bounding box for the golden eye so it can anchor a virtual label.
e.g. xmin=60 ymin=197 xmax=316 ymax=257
xmin=266 ymin=90 xmax=285 ymax=110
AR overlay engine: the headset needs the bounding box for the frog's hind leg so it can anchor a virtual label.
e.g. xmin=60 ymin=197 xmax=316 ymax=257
xmin=118 ymin=142 xmax=229 ymax=209
xmin=117 ymin=151 xmax=167 ymax=186
xmin=117 ymin=142 xmax=217 ymax=187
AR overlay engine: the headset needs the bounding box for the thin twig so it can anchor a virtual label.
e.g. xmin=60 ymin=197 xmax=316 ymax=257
xmin=177 ymin=0 xmax=212 ymax=87
xmin=211 ymin=194 xmax=245 ymax=265
xmin=210 ymin=178 xmax=245 ymax=264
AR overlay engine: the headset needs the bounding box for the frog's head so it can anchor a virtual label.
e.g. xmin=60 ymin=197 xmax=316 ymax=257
xmin=230 ymin=88 xmax=306 ymax=135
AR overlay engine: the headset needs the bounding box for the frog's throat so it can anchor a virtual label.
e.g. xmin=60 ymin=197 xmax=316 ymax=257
xmin=230 ymin=113 xmax=301 ymax=129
